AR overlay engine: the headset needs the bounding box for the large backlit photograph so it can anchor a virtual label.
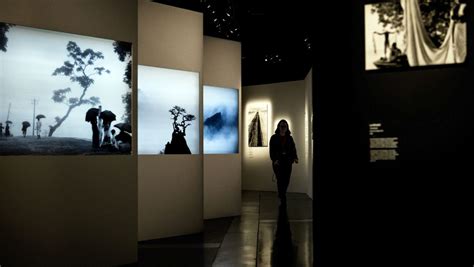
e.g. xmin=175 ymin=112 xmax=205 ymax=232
xmin=365 ymin=0 xmax=467 ymax=70
xmin=204 ymin=86 xmax=238 ymax=154
xmin=248 ymin=104 xmax=268 ymax=147
xmin=138 ymin=65 xmax=199 ymax=155
xmin=0 ymin=22 xmax=132 ymax=155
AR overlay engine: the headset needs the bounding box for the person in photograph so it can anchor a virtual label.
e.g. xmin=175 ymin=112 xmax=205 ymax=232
xmin=373 ymin=30 xmax=396 ymax=60
xmin=21 ymin=126 xmax=27 ymax=137
xmin=91 ymin=116 xmax=100 ymax=149
xmin=269 ymin=119 xmax=299 ymax=206
xmin=98 ymin=105 xmax=104 ymax=146
xmin=5 ymin=123 xmax=11 ymax=137
xmin=110 ymin=129 xmax=119 ymax=150
xmin=36 ymin=119 xmax=42 ymax=139
xmin=389 ymin=42 xmax=402 ymax=62
xmin=21 ymin=124 xmax=28 ymax=137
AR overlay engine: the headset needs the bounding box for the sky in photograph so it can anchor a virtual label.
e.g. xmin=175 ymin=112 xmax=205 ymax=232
xmin=0 ymin=24 xmax=130 ymax=139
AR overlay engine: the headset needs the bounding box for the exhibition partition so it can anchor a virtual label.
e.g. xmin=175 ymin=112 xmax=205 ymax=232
xmin=0 ymin=0 xmax=137 ymax=266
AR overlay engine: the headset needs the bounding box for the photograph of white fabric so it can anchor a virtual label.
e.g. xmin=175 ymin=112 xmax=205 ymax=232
xmin=365 ymin=0 xmax=467 ymax=70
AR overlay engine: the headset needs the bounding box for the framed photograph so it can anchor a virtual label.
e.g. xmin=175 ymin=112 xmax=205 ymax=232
xmin=0 ymin=22 xmax=132 ymax=155
xmin=365 ymin=0 xmax=467 ymax=71
xmin=247 ymin=104 xmax=268 ymax=147
xmin=138 ymin=65 xmax=199 ymax=155
xmin=203 ymin=85 xmax=239 ymax=154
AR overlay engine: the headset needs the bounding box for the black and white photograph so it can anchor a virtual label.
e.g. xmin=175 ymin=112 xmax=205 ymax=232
xmin=248 ymin=105 xmax=268 ymax=147
xmin=138 ymin=65 xmax=199 ymax=155
xmin=0 ymin=22 xmax=132 ymax=155
xmin=204 ymin=85 xmax=239 ymax=154
xmin=365 ymin=0 xmax=467 ymax=70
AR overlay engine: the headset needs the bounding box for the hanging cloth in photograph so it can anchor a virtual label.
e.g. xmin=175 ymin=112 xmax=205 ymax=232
xmin=401 ymin=0 xmax=467 ymax=66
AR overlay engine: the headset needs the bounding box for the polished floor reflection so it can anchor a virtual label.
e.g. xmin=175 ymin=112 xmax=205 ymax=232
xmin=125 ymin=191 xmax=312 ymax=267
xmin=257 ymin=192 xmax=313 ymax=267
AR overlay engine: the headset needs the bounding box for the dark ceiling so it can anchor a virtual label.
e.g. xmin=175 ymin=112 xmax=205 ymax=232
xmin=151 ymin=0 xmax=313 ymax=86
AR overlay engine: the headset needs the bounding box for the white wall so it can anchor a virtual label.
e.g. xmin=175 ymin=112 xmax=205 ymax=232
xmin=0 ymin=0 xmax=137 ymax=266
xmin=305 ymin=69 xmax=313 ymax=199
xmin=242 ymin=80 xmax=308 ymax=193
xmin=203 ymin=36 xmax=242 ymax=219
xmin=138 ymin=1 xmax=204 ymax=241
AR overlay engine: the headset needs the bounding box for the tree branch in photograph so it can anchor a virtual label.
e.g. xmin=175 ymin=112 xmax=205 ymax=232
xmin=48 ymin=41 xmax=109 ymax=137
xmin=113 ymin=41 xmax=132 ymax=124
xmin=168 ymin=106 xmax=195 ymax=136
xmin=0 ymin=22 xmax=14 ymax=52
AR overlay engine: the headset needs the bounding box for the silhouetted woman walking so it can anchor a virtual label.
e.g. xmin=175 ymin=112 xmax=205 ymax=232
xmin=270 ymin=119 xmax=298 ymax=206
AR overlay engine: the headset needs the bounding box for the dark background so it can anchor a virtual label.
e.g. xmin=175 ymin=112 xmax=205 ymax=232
xmin=314 ymin=1 xmax=474 ymax=266
xmin=152 ymin=0 xmax=313 ymax=87
xmin=150 ymin=0 xmax=473 ymax=265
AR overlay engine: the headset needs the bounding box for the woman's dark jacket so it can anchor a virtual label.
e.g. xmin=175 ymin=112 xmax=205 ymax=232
xmin=269 ymin=134 xmax=298 ymax=164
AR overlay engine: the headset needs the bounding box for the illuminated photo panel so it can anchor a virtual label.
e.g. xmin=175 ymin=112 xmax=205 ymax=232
xmin=0 ymin=22 xmax=132 ymax=155
xmin=365 ymin=0 xmax=467 ymax=71
xmin=138 ymin=65 xmax=199 ymax=155
xmin=204 ymin=85 xmax=238 ymax=154
xmin=248 ymin=104 xmax=268 ymax=147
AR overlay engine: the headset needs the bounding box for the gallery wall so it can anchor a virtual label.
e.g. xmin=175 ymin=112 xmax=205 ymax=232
xmin=328 ymin=1 xmax=474 ymax=264
xmin=203 ymin=36 xmax=242 ymax=219
xmin=242 ymin=79 xmax=309 ymax=194
xmin=0 ymin=0 xmax=137 ymax=266
xmin=137 ymin=0 xmax=204 ymax=241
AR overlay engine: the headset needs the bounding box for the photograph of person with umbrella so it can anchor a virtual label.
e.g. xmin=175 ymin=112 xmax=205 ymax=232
xmin=99 ymin=110 xmax=116 ymax=148
xmin=0 ymin=21 xmax=132 ymax=155
xmin=114 ymin=122 xmax=132 ymax=152
xmin=21 ymin=121 xmax=31 ymax=137
xmin=84 ymin=107 xmax=131 ymax=153
xmin=5 ymin=121 xmax=12 ymax=137
xmin=86 ymin=107 xmax=101 ymax=149
xmin=35 ymin=115 xmax=45 ymax=139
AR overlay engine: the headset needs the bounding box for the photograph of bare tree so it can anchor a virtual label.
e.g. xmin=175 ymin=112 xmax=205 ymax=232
xmin=0 ymin=22 xmax=132 ymax=155
xmin=365 ymin=0 xmax=467 ymax=70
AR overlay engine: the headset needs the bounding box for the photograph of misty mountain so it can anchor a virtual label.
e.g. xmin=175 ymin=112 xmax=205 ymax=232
xmin=204 ymin=86 xmax=238 ymax=154
xmin=365 ymin=0 xmax=467 ymax=70
xmin=0 ymin=22 xmax=132 ymax=155
xmin=138 ymin=65 xmax=199 ymax=155
xmin=248 ymin=105 xmax=268 ymax=147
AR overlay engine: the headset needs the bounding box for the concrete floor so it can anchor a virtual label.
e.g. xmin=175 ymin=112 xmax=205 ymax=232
xmin=126 ymin=191 xmax=313 ymax=266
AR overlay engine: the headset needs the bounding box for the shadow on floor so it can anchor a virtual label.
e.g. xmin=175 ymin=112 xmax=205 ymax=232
xmin=121 ymin=191 xmax=312 ymax=267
